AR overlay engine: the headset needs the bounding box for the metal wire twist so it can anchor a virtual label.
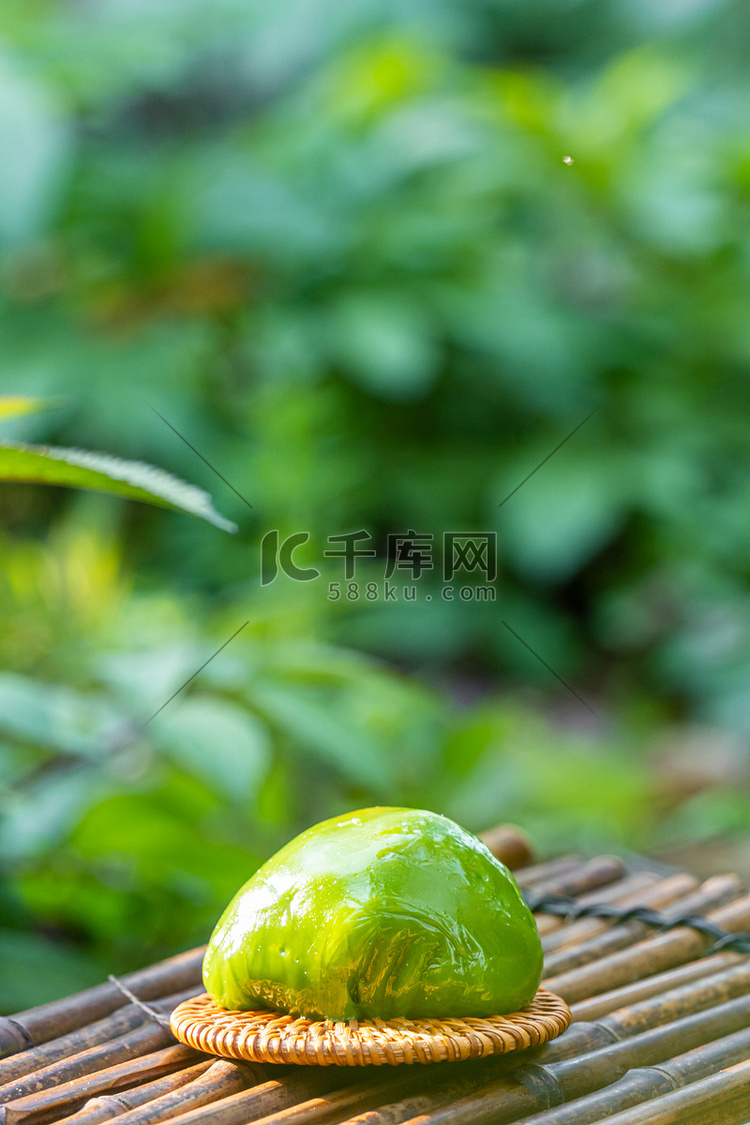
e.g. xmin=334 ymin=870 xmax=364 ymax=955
xmin=523 ymin=890 xmax=750 ymax=955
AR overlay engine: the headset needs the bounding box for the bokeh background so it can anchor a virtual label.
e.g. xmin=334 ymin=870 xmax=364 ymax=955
xmin=2 ymin=0 xmax=750 ymax=1010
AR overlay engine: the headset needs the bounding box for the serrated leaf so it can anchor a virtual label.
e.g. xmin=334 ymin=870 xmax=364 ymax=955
xmin=0 ymin=442 xmax=237 ymax=532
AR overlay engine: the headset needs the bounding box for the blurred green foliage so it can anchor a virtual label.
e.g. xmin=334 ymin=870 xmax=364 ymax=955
xmin=1 ymin=0 xmax=750 ymax=1009
xmin=0 ymin=518 xmax=657 ymax=1007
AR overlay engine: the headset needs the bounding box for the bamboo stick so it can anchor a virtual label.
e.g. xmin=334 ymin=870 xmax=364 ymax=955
xmin=477 ymin=826 xmax=534 ymax=870
xmin=340 ymin=959 xmax=750 ymax=1125
xmin=338 ymin=1068 xmax=497 ymax=1125
xmin=118 ymin=1069 xmax=370 ymax=1125
xmin=541 ymin=874 xmax=695 ymax=950
xmin=6 ymin=849 xmax=748 ymax=1125
xmin=0 ymin=990 xmax=202 ymax=1088
xmin=384 ymin=1073 xmax=546 ymax=1125
xmin=0 ymin=1022 xmax=181 ymax=1105
xmin=535 ymin=958 xmax=750 ymax=1064
xmin=657 ymin=1026 xmax=750 ymax=1088
xmin=569 ymin=953 xmax=742 ymax=1022
xmin=1 ymin=952 xmax=205 ymax=1060
xmin=2 ymin=1045 xmax=202 ymax=1125
xmin=541 ymin=992 xmax=750 ymax=1102
xmin=232 ymin=1071 xmax=433 ymax=1125
xmin=530 ymin=856 xmax=626 ymax=900
xmin=0 ymin=1028 xmax=30 ymax=1065
xmin=512 ymin=1025 xmax=750 ymax=1125
xmin=587 ymin=1057 xmax=750 ymax=1125
xmin=58 ymin=1062 xmax=215 ymax=1125
xmin=543 ymin=894 xmax=750 ymax=1004
xmin=514 ymin=856 xmax=583 ymax=888
xmin=52 ymin=1060 xmax=265 ymax=1125
xmin=543 ymin=874 xmax=741 ymax=977
xmin=536 ymin=873 xmax=660 ymax=939
xmin=596 ymin=959 xmax=750 ymax=1043
xmin=354 ymin=990 xmax=750 ymax=1125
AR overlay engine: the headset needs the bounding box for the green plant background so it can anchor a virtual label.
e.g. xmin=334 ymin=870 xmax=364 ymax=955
xmin=1 ymin=0 xmax=750 ymax=1010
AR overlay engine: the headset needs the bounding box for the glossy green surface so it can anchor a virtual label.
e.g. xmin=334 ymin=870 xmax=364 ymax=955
xmin=202 ymin=807 xmax=543 ymax=1021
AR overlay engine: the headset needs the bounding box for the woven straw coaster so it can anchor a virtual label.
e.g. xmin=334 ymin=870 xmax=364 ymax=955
xmin=170 ymin=989 xmax=571 ymax=1067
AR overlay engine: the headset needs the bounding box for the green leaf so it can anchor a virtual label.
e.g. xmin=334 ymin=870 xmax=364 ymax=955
xmin=496 ymin=448 xmax=626 ymax=583
xmin=0 ymin=54 xmax=71 ymax=245
xmin=0 ymin=766 xmax=103 ymax=861
xmin=0 ymin=442 xmax=237 ymax=533
xmin=0 ymin=929 xmax=103 ymax=1013
xmin=100 ymin=644 xmax=208 ymax=712
xmin=248 ymin=681 xmax=392 ymax=792
xmin=0 ymin=396 xmax=51 ymax=421
xmin=152 ymin=696 xmax=271 ymax=803
xmin=0 ymin=674 xmax=120 ymax=756
xmin=326 ymin=292 xmax=438 ymax=400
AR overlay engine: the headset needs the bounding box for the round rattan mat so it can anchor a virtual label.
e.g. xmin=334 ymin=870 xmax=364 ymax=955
xmin=170 ymin=989 xmax=571 ymax=1066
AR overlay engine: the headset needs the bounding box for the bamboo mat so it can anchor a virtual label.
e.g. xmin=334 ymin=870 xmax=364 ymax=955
xmin=3 ymin=829 xmax=750 ymax=1125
